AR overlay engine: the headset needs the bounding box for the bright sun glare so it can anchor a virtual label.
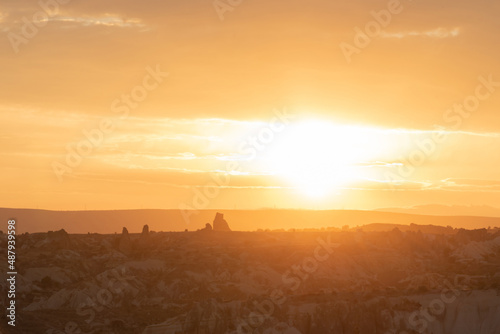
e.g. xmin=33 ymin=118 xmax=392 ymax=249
xmin=266 ymin=120 xmax=378 ymax=198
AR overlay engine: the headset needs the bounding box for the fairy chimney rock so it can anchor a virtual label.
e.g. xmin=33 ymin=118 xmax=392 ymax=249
xmin=119 ymin=227 xmax=131 ymax=253
xmin=213 ymin=212 xmax=231 ymax=231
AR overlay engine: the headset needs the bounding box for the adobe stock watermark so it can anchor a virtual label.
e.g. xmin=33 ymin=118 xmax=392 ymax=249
xmin=340 ymin=0 xmax=413 ymax=64
xmin=7 ymin=0 xmax=73 ymax=54
xmin=236 ymin=234 xmax=339 ymax=333
xmin=387 ymin=275 xmax=471 ymax=334
xmin=408 ymin=279 xmax=462 ymax=333
xmin=52 ymin=65 xmax=168 ymax=182
xmin=179 ymin=108 xmax=295 ymax=224
xmin=385 ymin=74 xmax=500 ymax=186
xmin=45 ymin=267 xmax=135 ymax=334
xmin=213 ymin=0 xmax=244 ymax=21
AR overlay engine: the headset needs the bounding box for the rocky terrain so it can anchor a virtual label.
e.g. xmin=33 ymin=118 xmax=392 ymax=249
xmin=1 ymin=214 xmax=500 ymax=333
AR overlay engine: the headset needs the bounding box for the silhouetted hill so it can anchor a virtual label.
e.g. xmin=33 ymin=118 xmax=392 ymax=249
xmin=2 ymin=208 xmax=500 ymax=233
xmin=376 ymin=204 xmax=500 ymax=218
xmin=360 ymin=223 xmax=455 ymax=234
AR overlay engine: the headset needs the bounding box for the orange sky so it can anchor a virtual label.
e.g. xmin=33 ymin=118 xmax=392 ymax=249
xmin=1 ymin=0 xmax=500 ymax=212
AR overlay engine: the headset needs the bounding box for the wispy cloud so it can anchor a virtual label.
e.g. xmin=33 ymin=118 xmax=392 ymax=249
xmin=39 ymin=14 xmax=147 ymax=29
xmin=354 ymin=161 xmax=403 ymax=168
xmin=0 ymin=12 xmax=147 ymax=30
xmin=440 ymin=178 xmax=500 ymax=191
xmin=355 ymin=178 xmax=500 ymax=193
xmin=381 ymin=27 xmax=461 ymax=39
xmin=375 ymin=127 xmax=500 ymax=138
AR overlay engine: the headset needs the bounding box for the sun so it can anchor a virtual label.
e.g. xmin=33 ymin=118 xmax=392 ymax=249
xmin=264 ymin=119 xmax=371 ymax=198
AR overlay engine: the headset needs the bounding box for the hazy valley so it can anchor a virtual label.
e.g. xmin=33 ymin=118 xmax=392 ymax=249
xmin=1 ymin=213 xmax=499 ymax=333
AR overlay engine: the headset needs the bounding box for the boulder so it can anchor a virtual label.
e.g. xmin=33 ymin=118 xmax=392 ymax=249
xmin=212 ymin=213 xmax=231 ymax=231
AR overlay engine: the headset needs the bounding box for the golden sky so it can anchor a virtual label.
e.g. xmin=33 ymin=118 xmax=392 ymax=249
xmin=1 ymin=0 xmax=500 ymax=211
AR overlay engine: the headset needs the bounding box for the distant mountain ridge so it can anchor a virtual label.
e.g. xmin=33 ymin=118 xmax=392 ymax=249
xmin=2 ymin=207 xmax=500 ymax=234
xmin=376 ymin=204 xmax=500 ymax=218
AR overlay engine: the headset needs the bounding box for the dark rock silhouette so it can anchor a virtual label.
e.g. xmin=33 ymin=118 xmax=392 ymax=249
xmin=142 ymin=224 xmax=149 ymax=236
xmin=118 ymin=227 xmax=131 ymax=253
xmin=197 ymin=223 xmax=213 ymax=232
xmin=213 ymin=212 xmax=231 ymax=231
xmin=41 ymin=229 xmax=71 ymax=248
xmin=138 ymin=224 xmax=151 ymax=249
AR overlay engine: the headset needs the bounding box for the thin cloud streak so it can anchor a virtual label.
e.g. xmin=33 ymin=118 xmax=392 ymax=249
xmin=41 ymin=15 xmax=147 ymax=29
xmin=381 ymin=27 xmax=461 ymax=39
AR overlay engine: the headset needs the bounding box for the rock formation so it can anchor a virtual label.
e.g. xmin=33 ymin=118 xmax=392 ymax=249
xmin=39 ymin=229 xmax=71 ymax=248
xmin=118 ymin=227 xmax=131 ymax=253
xmin=213 ymin=212 xmax=231 ymax=231
xmin=10 ymin=222 xmax=500 ymax=333
xmin=198 ymin=223 xmax=213 ymax=232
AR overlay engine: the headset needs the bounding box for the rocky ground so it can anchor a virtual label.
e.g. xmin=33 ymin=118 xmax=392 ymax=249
xmin=1 ymin=217 xmax=500 ymax=333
